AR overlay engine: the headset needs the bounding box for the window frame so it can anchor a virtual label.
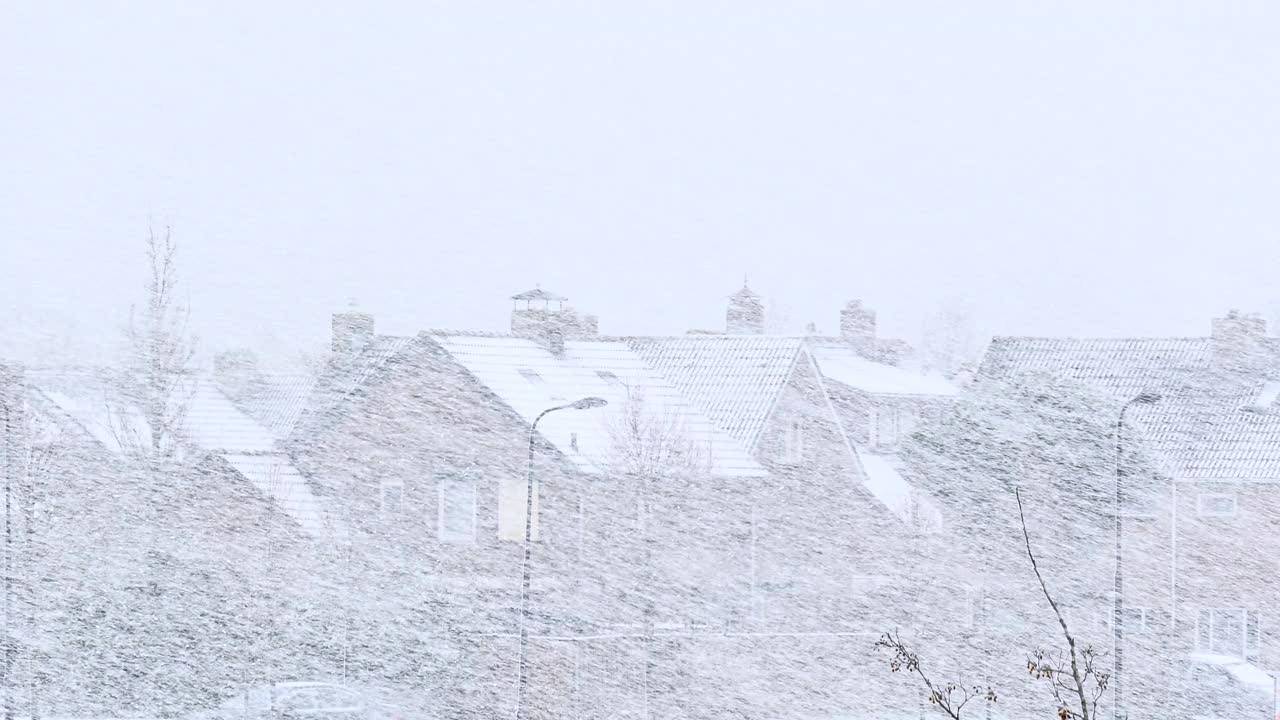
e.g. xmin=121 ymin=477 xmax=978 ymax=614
xmin=380 ymin=478 xmax=404 ymax=517
xmin=1197 ymin=492 xmax=1238 ymax=518
xmin=437 ymin=474 xmax=478 ymax=544
xmin=870 ymin=405 xmax=900 ymax=450
xmin=1195 ymin=607 xmax=1261 ymax=660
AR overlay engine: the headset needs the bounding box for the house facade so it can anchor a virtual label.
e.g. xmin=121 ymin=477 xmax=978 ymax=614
xmin=278 ymin=286 xmax=969 ymax=720
xmin=979 ymin=311 xmax=1280 ymax=711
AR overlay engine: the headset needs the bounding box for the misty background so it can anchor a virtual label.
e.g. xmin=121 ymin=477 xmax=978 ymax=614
xmin=3 ymin=1 xmax=1278 ymax=364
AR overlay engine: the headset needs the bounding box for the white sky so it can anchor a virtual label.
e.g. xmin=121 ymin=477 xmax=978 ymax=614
xmin=2 ymin=1 xmax=1278 ymax=364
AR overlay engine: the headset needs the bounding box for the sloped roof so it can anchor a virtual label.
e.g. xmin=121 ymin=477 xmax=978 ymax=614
xmin=811 ymin=344 xmax=958 ymax=397
xmin=290 ymin=335 xmax=416 ymax=443
xmin=237 ymin=372 xmax=317 ymax=440
xmin=511 ymin=288 xmax=568 ymax=302
xmin=28 ymin=368 xmax=337 ymax=539
xmin=432 ymin=334 xmax=766 ymax=477
xmin=982 ymin=337 xmax=1280 ymax=480
xmin=627 ymin=336 xmax=803 ymax=450
xmin=982 ymin=337 xmax=1213 ymax=399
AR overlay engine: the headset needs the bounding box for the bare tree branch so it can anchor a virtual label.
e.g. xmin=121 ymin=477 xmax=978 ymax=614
xmin=1018 ymin=487 xmax=1108 ymax=720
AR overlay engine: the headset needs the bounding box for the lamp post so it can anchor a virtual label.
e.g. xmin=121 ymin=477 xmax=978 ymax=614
xmin=515 ymin=396 xmax=608 ymax=720
xmin=1113 ymin=391 xmax=1161 ymax=720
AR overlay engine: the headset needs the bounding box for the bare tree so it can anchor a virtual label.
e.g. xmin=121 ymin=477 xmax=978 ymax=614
xmin=110 ymin=226 xmax=197 ymax=460
xmin=877 ymin=487 xmax=1109 ymax=720
xmin=604 ymin=385 xmax=710 ymax=720
xmin=606 ymin=384 xmax=709 ymax=480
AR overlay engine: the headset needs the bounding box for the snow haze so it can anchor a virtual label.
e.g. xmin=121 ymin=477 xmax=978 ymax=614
xmin=1 ymin=4 xmax=1278 ymax=720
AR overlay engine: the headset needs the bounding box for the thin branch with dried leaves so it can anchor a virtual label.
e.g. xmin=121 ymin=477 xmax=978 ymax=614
xmin=875 ymin=631 xmax=997 ymax=720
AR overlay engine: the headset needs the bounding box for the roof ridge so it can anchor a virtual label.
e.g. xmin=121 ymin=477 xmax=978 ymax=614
xmin=990 ymin=335 xmax=1209 ymax=342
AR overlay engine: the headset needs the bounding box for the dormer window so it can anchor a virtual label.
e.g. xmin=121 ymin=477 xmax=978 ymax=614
xmin=518 ymin=368 xmax=545 ymax=385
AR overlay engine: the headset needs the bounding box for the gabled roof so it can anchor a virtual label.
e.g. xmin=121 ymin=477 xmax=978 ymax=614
xmin=511 ymin=288 xmax=568 ymax=303
xmin=982 ymin=336 xmax=1280 ymax=480
xmin=982 ymin=337 xmax=1213 ymax=400
xmin=27 ymin=367 xmax=339 ymax=540
xmin=626 ymin=336 xmax=803 ymax=451
xmin=432 ymin=334 xmax=765 ymax=477
xmin=290 ymin=335 xmax=416 ymax=443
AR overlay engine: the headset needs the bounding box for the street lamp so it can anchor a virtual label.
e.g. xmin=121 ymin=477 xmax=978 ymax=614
xmin=515 ymin=396 xmax=608 ymax=720
xmin=1113 ymin=390 xmax=1161 ymax=720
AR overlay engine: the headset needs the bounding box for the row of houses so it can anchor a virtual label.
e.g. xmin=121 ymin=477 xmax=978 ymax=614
xmin=3 ymin=286 xmax=1278 ymax=718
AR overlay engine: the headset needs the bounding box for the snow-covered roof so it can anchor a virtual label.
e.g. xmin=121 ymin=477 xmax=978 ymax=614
xmin=811 ymin=345 xmax=958 ymax=397
xmin=1189 ymin=653 xmax=1276 ymax=691
xmin=185 ymin=379 xmax=279 ymax=453
xmin=28 ymin=368 xmax=337 ymax=540
xmin=432 ymin=335 xmax=766 ymax=477
xmin=627 ymin=336 xmax=803 ymax=450
xmin=224 ymin=453 xmax=342 ymax=542
xmin=853 ymin=445 xmax=942 ymax=527
xmin=983 ymin=337 xmax=1280 ymax=480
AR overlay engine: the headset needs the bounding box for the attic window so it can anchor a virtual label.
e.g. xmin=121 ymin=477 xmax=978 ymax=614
xmin=596 ymin=370 xmax=623 ymax=387
xmin=518 ymin=368 xmax=546 ymax=386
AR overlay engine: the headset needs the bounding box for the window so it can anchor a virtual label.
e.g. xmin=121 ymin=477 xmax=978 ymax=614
xmin=517 ymin=367 xmax=546 ymax=385
xmin=438 ymin=476 xmax=477 ymax=543
xmin=1198 ymin=492 xmax=1237 ymax=517
xmin=1197 ymin=608 xmax=1261 ymax=660
xmin=498 ymin=477 xmax=540 ymax=542
xmin=380 ymin=479 xmax=403 ymax=516
xmin=782 ymin=419 xmax=803 ymax=463
xmin=870 ymin=406 xmax=899 ymax=450
xmin=963 ymin=587 xmax=987 ymax=628
xmin=1114 ymin=606 xmax=1152 ymax=633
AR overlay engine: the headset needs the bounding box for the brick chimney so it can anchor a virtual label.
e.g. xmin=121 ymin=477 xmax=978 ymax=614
xmin=332 ymin=300 xmax=374 ymax=354
xmin=1211 ymin=309 xmax=1268 ymax=374
xmin=840 ymin=300 xmax=877 ymax=354
xmin=510 ymin=287 xmax=598 ymax=351
xmin=727 ymin=285 xmax=764 ymax=334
